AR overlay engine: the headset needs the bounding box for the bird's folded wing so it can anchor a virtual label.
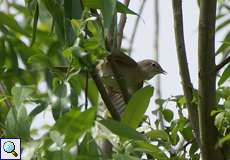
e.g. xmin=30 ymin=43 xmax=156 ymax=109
xmin=108 ymin=53 xmax=138 ymax=67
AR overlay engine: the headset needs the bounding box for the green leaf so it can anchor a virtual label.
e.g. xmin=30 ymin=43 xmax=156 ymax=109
xmin=28 ymin=54 xmax=52 ymax=69
xmin=171 ymin=118 xmax=187 ymax=145
xmin=214 ymin=112 xmax=225 ymax=130
xmin=218 ymin=134 xmax=230 ymax=147
xmin=162 ymin=109 xmax=174 ymax=122
xmin=10 ymin=3 xmax=31 ymax=16
xmin=88 ymin=79 xmax=98 ymax=106
xmin=50 ymin=130 xmax=65 ymax=147
xmin=64 ymin=0 xmax=82 ymax=46
xmin=44 ymin=150 xmax=74 ymax=160
xmin=29 ymin=101 xmax=47 ymax=117
xmin=189 ymin=143 xmax=199 ymax=157
xmin=180 ymin=127 xmax=193 ymax=141
xmin=82 ymin=0 xmax=137 ymax=15
xmin=116 ymin=1 xmax=137 ymax=15
xmin=54 ymin=82 xmax=68 ymax=98
xmin=11 ymin=85 xmax=34 ymax=107
xmin=54 ymin=108 xmax=96 ymax=145
xmin=113 ymin=153 xmax=140 ymax=160
xmin=5 ymin=106 xmax=32 ymax=141
xmin=0 ymin=11 xmax=30 ymax=36
xmin=41 ymin=0 xmax=65 ymax=44
xmin=216 ymin=32 xmax=230 ymax=55
xmin=100 ymin=0 xmax=116 ymax=34
xmin=99 ymin=119 xmax=145 ymax=141
xmin=134 ymin=141 xmax=169 ymax=160
xmin=224 ymin=99 xmax=230 ymax=109
xmin=218 ymin=64 xmax=230 ymax=86
xmin=78 ymin=133 xmax=100 ymax=159
xmin=30 ymin=1 xmax=39 ymax=46
xmin=145 ymin=130 xmax=169 ymax=142
xmin=122 ymin=86 xmax=153 ymax=128
xmin=216 ymin=19 xmax=230 ymax=32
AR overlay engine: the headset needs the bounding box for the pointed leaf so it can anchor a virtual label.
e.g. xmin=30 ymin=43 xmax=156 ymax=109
xmin=30 ymin=1 xmax=39 ymax=46
xmin=54 ymin=108 xmax=96 ymax=145
xmin=218 ymin=64 xmax=230 ymax=86
xmin=11 ymin=85 xmax=34 ymax=107
xmin=122 ymin=86 xmax=153 ymax=128
xmin=0 ymin=12 xmax=30 ymax=36
xmin=134 ymin=141 xmax=169 ymax=160
xmin=99 ymin=119 xmax=145 ymax=141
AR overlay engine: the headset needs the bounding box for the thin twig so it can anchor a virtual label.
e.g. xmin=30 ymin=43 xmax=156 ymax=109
xmin=128 ymin=0 xmax=146 ymax=55
xmin=117 ymin=0 xmax=130 ymax=51
xmin=153 ymin=0 xmax=164 ymax=130
xmin=172 ymin=0 xmax=200 ymax=146
xmin=216 ymin=56 xmax=230 ymax=72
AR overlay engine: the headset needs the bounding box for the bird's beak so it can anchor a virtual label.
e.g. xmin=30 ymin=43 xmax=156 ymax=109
xmin=161 ymin=69 xmax=167 ymax=75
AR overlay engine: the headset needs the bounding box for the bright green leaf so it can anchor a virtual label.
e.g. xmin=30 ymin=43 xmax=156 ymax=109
xmin=44 ymin=150 xmax=74 ymax=160
xmin=88 ymin=80 xmax=98 ymax=107
xmin=41 ymin=0 xmax=65 ymax=44
xmin=28 ymin=54 xmax=52 ymax=69
xmin=145 ymin=130 xmax=169 ymax=142
xmin=82 ymin=0 xmax=137 ymax=15
xmin=100 ymin=0 xmax=116 ymax=34
xmin=113 ymin=153 xmax=140 ymax=160
xmin=77 ymin=133 xmax=100 ymax=159
xmin=54 ymin=108 xmax=96 ymax=145
xmin=180 ymin=127 xmax=193 ymax=141
xmin=116 ymin=1 xmax=137 ymax=15
xmin=215 ymin=112 xmax=225 ymax=130
xmin=30 ymin=1 xmax=39 ymax=46
xmin=216 ymin=32 xmax=230 ymax=55
xmin=216 ymin=19 xmax=230 ymax=32
xmin=5 ymin=106 xmax=32 ymax=141
xmin=11 ymin=85 xmax=34 ymax=107
xmin=54 ymin=82 xmax=68 ymax=98
xmin=122 ymin=86 xmax=153 ymax=128
xmin=218 ymin=134 xmax=230 ymax=147
xmin=162 ymin=109 xmax=174 ymax=122
xmin=134 ymin=141 xmax=169 ymax=160
xmin=0 ymin=11 xmax=30 ymax=36
xmin=99 ymin=119 xmax=146 ymax=141
xmin=218 ymin=64 xmax=230 ymax=86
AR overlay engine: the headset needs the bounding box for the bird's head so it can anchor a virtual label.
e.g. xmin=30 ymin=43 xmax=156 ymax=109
xmin=138 ymin=60 xmax=166 ymax=80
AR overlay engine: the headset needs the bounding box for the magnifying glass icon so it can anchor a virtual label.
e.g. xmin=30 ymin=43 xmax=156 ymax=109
xmin=3 ymin=141 xmax=18 ymax=157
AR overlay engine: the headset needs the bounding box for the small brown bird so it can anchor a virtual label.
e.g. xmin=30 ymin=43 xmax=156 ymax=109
xmin=98 ymin=53 xmax=166 ymax=114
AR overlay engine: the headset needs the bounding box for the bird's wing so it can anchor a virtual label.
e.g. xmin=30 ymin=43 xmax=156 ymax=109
xmin=108 ymin=53 xmax=138 ymax=67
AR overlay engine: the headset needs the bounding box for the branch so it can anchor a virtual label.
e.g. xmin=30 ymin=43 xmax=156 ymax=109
xmin=152 ymin=0 xmax=164 ymax=129
xmin=128 ymin=0 xmax=146 ymax=55
xmin=117 ymin=0 xmax=130 ymax=51
xmin=90 ymin=68 xmax=121 ymax=121
xmin=216 ymin=56 xmax=230 ymax=72
xmin=198 ymin=0 xmax=224 ymax=159
xmin=172 ymin=0 xmax=200 ymax=146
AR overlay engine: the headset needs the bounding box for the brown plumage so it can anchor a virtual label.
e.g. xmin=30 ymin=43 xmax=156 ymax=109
xmin=98 ymin=53 xmax=166 ymax=115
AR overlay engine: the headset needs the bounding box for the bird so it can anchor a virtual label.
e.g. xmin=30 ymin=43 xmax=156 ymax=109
xmin=98 ymin=53 xmax=166 ymax=115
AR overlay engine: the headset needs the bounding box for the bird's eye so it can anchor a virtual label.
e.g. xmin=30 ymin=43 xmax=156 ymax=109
xmin=152 ymin=63 xmax=156 ymax=67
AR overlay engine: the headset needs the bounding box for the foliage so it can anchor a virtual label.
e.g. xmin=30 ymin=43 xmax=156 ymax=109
xmin=0 ymin=0 xmax=229 ymax=159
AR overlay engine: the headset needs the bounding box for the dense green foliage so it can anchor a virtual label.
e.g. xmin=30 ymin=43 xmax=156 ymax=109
xmin=0 ymin=0 xmax=229 ymax=159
